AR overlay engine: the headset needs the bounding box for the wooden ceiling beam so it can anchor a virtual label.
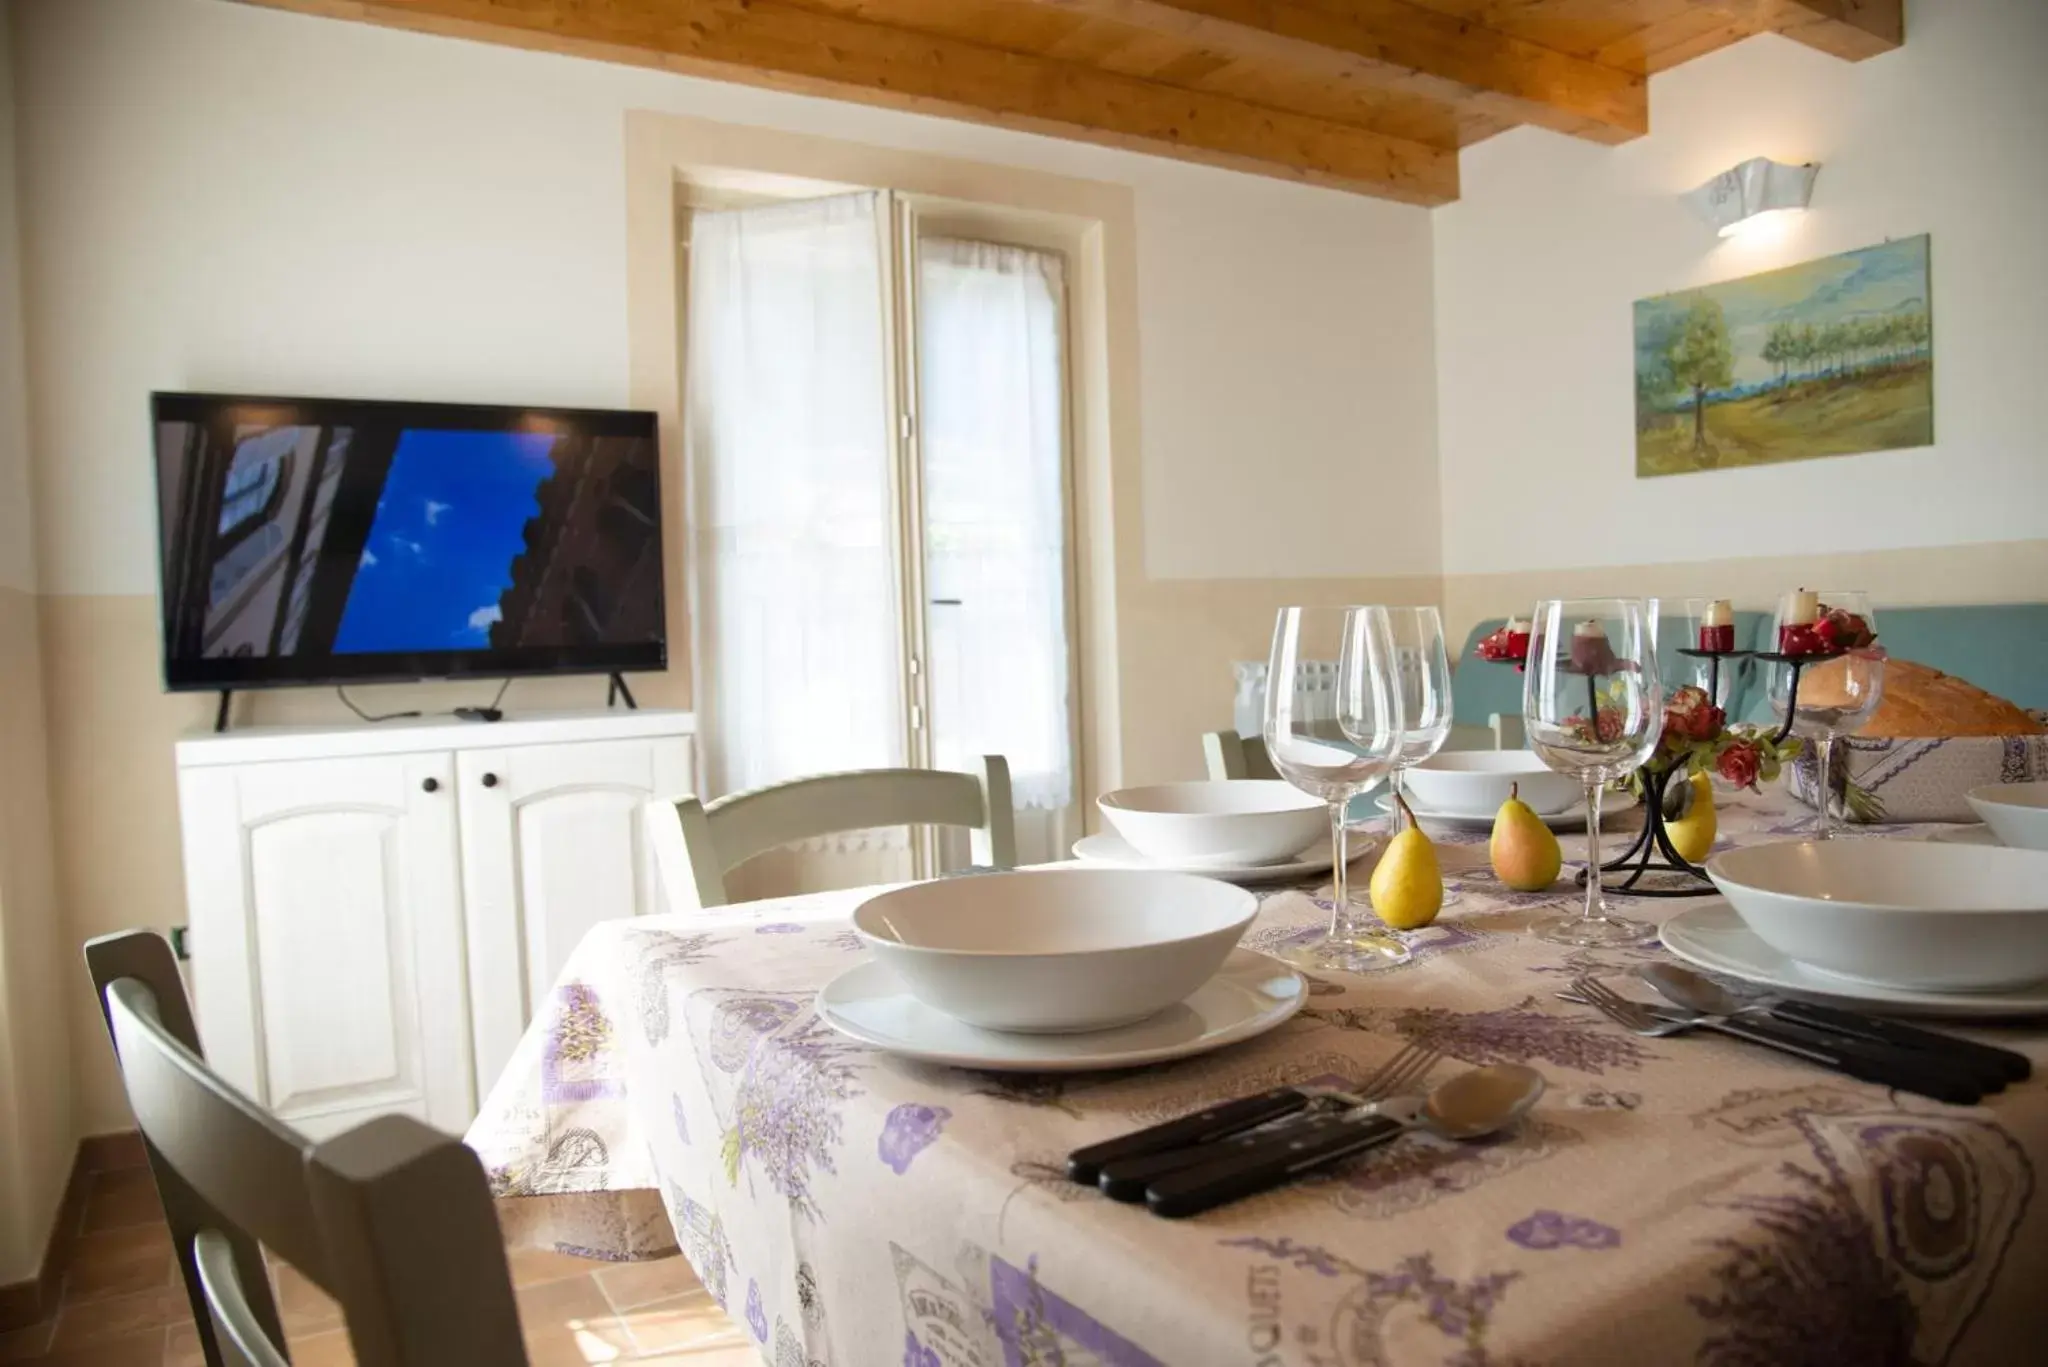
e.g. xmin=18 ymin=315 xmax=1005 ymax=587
xmin=1018 ymin=0 xmax=1647 ymax=145
xmin=1770 ymin=0 xmax=1903 ymax=62
xmin=233 ymin=0 xmax=1457 ymax=204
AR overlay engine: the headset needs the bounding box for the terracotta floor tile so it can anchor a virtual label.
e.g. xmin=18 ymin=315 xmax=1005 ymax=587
xmin=0 ymin=1321 xmax=55 ymax=1362
xmin=505 ymin=1245 xmax=609 ymax=1289
xmin=516 ymin=1275 xmax=630 ymax=1366
xmin=77 ymin=1172 xmax=165 ymax=1237
xmin=78 ymin=1135 xmax=148 ymax=1175
xmin=47 ymin=1287 xmax=189 ymax=1351
xmin=61 ymin=1226 xmax=176 ymax=1305
xmin=270 ymin=1261 xmax=342 ymax=1337
xmin=34 ymin=1328 xmax=165 ymax=1367
xmin=282 ymin=1330 xmax=357 ymax=1367
xmin=161 ymin=1322 xmax=204 ymax=1367
xmin=617 ymin=1292 xmax=750 ymax=1357
xmin=592 ymin=1257 xmax=706 ymax=1313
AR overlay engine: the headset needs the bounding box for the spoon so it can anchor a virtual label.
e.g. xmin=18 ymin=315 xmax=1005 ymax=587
xmin=1640 ymin=963 xmax=2027 ymax=1085
xmin=1143 ymin=1064 xmax=1545 ymax=1219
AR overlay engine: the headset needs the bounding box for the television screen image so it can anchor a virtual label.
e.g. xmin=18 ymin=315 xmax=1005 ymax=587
xmin=153 ymin=393 xmax=666 ymax=691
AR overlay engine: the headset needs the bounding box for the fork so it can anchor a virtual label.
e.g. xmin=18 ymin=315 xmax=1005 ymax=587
xmin=1570 ymin=975 xmax=1983 ymax=1104
xmin=1086 ymin=1041 xmax=1443 ymax=1201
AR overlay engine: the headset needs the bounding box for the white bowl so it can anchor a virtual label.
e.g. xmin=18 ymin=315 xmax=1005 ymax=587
xmin=1705 ymin=840 xmax=2048 ymax=992
xmin=1967 ymin=782 xmax=2048 ymax=852
xmin=852 ymin=868 xmax=1258 ymax=1033
xmin=1097 ymin=781 xmax=1325 ymax=867
xmin=1398 ymin=752 xmax=1579 ymax=817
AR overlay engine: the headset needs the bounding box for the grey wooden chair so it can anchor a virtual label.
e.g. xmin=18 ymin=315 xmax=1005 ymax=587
xmin=1203 ymin=719 xmax=1520 ymax=781
xmin=84 ymin=930 xmax=527 ymax=1367
xmin=645 ymin=756 xmax=1017 ymax=912
xmin=1200 ymin=730 xmax=1281 ymax=781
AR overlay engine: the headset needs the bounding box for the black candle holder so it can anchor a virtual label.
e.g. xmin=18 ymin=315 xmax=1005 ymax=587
xmin=1748 ymin=650 xmax=1833 ymax=746
xmin=1577 ymin=643 xmax=1749 ymax=898
xmin=1478 ymin=643 xmax=1827 ymax=897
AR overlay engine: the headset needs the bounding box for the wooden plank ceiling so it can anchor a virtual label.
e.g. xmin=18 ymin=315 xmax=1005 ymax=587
xmin=237 ymin=0 xmax=1902 ymax=205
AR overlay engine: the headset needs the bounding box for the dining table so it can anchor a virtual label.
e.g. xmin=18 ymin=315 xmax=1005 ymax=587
xmin=467 ymin=787 xmax=2048 ymax=1366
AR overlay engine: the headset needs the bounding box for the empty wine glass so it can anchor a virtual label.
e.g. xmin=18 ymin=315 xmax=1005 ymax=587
xmin=1767 ymin=589 xmax=1883 ymax=840
xmin=1372 ymin=605 xmax=1461 ymax=905
xmin=1522 ymin=598 xmax=1664 ymax=947
xmin=1383 ymin=606 xmax=1455 ymax=806
xmin=1264 ymin=606 xmax=1410 ymax=972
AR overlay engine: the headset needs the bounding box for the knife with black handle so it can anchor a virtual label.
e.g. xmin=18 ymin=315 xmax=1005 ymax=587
xmin=1765 ymin=999 xmax=2032 ymax=1083
xmin=1065 ymin=1087 xmax=1316 ymax=1186
xmin=1143 ymin=1109 xmax=1411 ymax=1220
xmin=1658 ymin=1008 xmax=1987 ymax=1105
xmin=1095 ymin=1106 xmax=1350 ymax=1201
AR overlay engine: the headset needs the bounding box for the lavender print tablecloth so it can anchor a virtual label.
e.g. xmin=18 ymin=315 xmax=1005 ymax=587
xmin=467 ymin=791 xmax=2048 ymax=1365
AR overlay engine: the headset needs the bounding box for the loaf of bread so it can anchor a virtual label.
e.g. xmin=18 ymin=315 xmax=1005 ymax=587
xmin=1798 ymin=657 xmax=2045 ymax=737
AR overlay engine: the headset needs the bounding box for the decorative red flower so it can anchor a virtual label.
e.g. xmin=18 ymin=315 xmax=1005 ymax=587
xmin=1663 ymin=685 xmax=1726 ymax=743
xmin=1717 ymin=740 xmax=1763 ymax=789
xmin=1475 ymin=625 xmax=1530 ymax=669
xmin=1564 ymin=706 xmax=1627 ymax=746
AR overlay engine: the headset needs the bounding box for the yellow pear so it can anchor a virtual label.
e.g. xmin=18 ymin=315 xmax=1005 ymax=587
xmin=1667 ymin=771 xmax=1718 ymax=864
xmin=1369 ymin=792 xmax=1443 ymax=930
xmin=1489 ymin=782 xmax=1563 ymax=892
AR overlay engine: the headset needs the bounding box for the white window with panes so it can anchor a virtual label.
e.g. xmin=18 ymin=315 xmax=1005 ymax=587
xmin=683 ymin=189 xmax=1081 ymax=878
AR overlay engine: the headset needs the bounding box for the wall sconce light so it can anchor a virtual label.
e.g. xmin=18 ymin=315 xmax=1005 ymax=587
xmin=1684 ymin=157 xmax=1819 ymax=236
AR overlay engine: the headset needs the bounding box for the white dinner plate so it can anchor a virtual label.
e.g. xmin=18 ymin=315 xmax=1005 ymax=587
xmin=1069 ymin=832 xmax=1335 ymax=882
xmin=1659 ymin=902 xmax=2048 ymax=1019
xmin=816 ymin=948 xmax=1307 ymax=1071
xmin=1375 ymin=789 xmax=1638 ymax=833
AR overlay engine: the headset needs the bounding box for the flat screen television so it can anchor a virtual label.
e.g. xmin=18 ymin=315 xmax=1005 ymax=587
xmin=153 ymin=392 xmax=666 ymax=692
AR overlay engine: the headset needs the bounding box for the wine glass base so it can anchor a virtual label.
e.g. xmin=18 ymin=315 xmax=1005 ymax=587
xmin=1270 ymin=934 xmax=1413 ymax=975
xmin=1532 ymin=912 xmax=1657 ymax=948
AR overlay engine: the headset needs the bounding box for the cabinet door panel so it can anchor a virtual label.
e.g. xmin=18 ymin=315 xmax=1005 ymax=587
xmin=184 ymin=753 xmax=471 ymax=1138
xmin=459 ymin=735 xmax=692 ymax=1100
xmin=249 ymin=810 xmax=407 ymax=1110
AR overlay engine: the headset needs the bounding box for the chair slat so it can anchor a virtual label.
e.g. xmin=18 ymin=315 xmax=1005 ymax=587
xmin=648 ymin=756 xmax=1016 ymax=910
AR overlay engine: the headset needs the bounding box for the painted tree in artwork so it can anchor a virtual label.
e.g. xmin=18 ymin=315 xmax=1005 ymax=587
xmin=1666 ymin=298 xmax=1734 ymax=450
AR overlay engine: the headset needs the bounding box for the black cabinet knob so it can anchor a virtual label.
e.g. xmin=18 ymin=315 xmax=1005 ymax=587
xmin=421 ymin=777 xmax=440 ymax=793
xmin=482 ymin=772 xmax=500 ymax=788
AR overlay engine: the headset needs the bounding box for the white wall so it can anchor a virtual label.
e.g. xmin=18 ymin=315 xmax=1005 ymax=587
xmin=0 ymin=0 xmax=31 ymax=595
xmin=15 ymin=0 xmax=1441 ymax=600
xmin=1433 ymin=0 xmax=2048 ymax=578
xmin=0 ymin=0 xmax=73 ymax=1287
xmin=1137 ymin=175 xmax=1439 ymax=579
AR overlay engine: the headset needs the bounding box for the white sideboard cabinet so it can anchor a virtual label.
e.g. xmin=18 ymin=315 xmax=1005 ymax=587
xmin=175 ymin=709 xmax=695 ymax=1138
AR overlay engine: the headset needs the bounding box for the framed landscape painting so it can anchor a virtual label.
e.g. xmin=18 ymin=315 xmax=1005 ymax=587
xmin=1634 ymin=235 xmax=1932 ymax=477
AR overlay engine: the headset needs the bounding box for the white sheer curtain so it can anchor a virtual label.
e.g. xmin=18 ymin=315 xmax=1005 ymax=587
xmin=685 ymin=193 xmax=904 ymax=797
xmin=917 ymin=237 xmax=1073 ymax=812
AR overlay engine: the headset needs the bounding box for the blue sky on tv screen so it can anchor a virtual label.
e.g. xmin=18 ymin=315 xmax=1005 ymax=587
xmin=333 ymin=429 xmax=557 ymax=654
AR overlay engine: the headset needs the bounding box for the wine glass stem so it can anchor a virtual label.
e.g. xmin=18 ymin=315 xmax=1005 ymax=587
xmin=1814 ymin=733 xmax=1834 ymax=840
xmin=1327 ymin=800 xmax=1349 ymax=939
xmin=1581 ymin=774 xmax=1605 ymax=924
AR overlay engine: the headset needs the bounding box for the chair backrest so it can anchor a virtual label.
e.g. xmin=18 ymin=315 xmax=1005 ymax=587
xmin=84 ymin=931 xmax=528 ymax=1367
xmin=1200 ymin=730 xmax=1280 ymax=781
xmin=1204 ymin=720 xmax=1516 ymax=785
xmin=646 ymin=756 xmax=1017 ymax=911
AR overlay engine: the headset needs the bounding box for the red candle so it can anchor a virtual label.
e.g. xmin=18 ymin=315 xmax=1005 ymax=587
xmin=1698 ymin=599 xmax=1734 ymax=652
